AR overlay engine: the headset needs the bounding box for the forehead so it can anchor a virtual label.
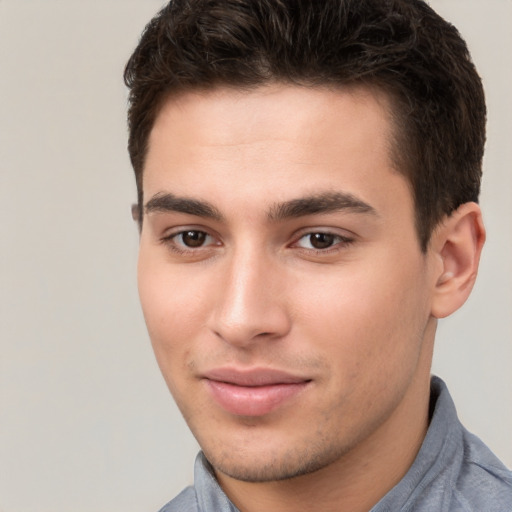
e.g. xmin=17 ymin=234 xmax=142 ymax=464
xmin=143 ymin=84 xmax=409 ymax=218
xmin=148 ymin=84 xmax=395 ymax=156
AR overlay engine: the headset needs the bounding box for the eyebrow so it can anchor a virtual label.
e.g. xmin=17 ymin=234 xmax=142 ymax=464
xmin=268 ymin=192 xmax=378 ymax=221
xmin=144 ymin=192 xmax=223 ymax=221
xmin=144 ymin=190 xmax=377 ymax=222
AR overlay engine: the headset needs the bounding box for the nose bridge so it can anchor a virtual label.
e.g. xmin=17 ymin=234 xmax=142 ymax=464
xmin=211 ymin=240 xmax=289 ymax=346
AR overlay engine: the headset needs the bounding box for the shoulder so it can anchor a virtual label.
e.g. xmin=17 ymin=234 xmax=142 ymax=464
xmin=157 ymin=486 xmax=198 ymax=512
xmin=376 ymin=378 xmax=512 ymax=512
xmin=452 ymin=428 xmax=512 ymax=511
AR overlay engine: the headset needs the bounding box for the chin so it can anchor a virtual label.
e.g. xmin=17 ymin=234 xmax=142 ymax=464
xmin=203 ymin=441 xmax=343 ymax=483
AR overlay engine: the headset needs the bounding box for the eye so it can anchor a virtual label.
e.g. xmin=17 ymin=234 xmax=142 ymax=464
xmin=299 ymin=233 xmax=335 ymax=250
xmin=158 ymin=227 xmax=222 ymax=260
xmin=295 ymin=232 xmax=353 ymax=251
xmin=160 ymin=229 xmax=220 ymax=255
xmin=176 ymin=230 xmax=210 ymax=248
xmin=170 ymin=229 xmax=216 ymax=249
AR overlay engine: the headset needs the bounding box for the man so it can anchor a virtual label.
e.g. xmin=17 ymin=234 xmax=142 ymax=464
xmin=124 ymin=0 xmax=512 ymax=510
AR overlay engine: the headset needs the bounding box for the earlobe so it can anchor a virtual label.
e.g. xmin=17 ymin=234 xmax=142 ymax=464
xmin=430 ymin=202 xmax=486 ymax=319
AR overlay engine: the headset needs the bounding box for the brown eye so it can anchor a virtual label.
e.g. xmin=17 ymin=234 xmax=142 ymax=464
xmin=308 ymin=233 xmax=336 ymax=249
xmin=294 ymin=231 xmax=354 ymax=252
xmin=180 ymin=230 xmax=208 ymax=247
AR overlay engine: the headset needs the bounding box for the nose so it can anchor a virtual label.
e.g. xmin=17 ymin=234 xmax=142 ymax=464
xmin=208 ymin=246 xmax=291 ymax=348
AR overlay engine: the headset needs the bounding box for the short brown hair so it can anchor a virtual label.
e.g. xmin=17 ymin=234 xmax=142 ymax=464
xmin=124 ymin=0 xmax=486 ymax=250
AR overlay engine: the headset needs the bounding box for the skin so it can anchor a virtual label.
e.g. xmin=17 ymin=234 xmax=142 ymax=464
xmin=137 ymin=84 xmax=485 ymax=512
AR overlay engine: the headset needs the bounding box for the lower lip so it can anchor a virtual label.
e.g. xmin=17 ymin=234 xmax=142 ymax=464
xmin=205 ymin=380 xmax=309 ymax=416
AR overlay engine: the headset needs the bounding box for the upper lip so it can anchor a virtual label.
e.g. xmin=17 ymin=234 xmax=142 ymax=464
xmin=202 ymin=367 xmax=311 ymax=387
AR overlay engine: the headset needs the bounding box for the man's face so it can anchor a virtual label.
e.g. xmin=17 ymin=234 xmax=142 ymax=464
xmin=138 ymin=85 xmax=438 ymax=482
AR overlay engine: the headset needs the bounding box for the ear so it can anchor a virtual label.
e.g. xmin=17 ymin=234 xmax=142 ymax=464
xmin=430 ymin=202 xmax=486 ymax=319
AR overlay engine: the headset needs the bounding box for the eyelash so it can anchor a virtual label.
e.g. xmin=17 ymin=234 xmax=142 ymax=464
xmin=160 ymin=229 xmax=218 ymax=255
xmin=292 ymin=232 xmax=355 ymax=254
xmin=159 ymin=229 xmax=355 ymax=256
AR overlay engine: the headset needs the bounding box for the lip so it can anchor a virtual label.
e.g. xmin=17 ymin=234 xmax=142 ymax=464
xmin=202 ymin=368 xmax=311 ymax=417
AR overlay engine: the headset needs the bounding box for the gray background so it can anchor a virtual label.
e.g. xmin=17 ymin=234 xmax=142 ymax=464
xmin=1 ymin=1 xmax=510 ymax=511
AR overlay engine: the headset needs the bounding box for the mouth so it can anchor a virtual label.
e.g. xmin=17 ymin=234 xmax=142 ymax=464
xmin=202 ymin=368 xmax=311 ymax=417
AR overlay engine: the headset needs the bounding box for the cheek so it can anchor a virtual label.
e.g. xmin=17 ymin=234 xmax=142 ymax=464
xmin=292 ymin=268 xmax=430 ymax=435
xmin=137 ymin=254 xmax=205 ymax=378
xmin=293 ymin=258 xmax=430 ymax=377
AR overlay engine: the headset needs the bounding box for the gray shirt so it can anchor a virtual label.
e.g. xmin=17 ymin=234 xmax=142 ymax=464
xmin=159 ymin=377 xmax=512 ymax=511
